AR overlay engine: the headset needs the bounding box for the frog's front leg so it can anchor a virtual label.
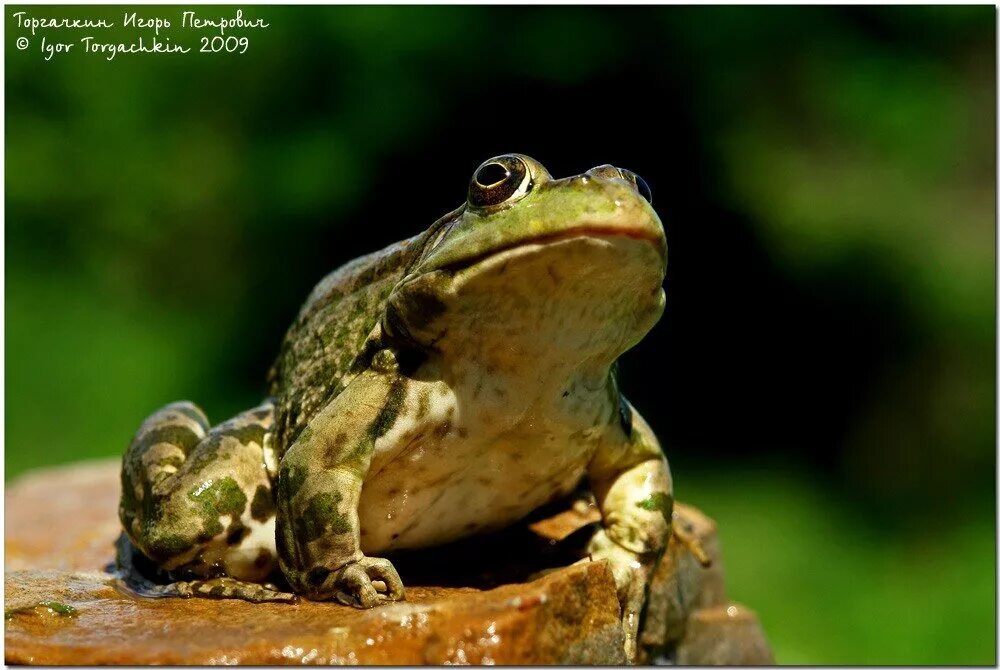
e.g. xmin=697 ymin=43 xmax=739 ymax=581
xmin=275 ymin=364 xmax=405 ymax=607
xmin=587 ymin=397 xmax=674 ymax=661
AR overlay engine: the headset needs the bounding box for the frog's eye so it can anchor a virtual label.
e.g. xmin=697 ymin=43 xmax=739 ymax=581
xmin=620 ymin=169 xmax=652 ymax=204
xmin=468 ymin=155 xmax=532 ymax=208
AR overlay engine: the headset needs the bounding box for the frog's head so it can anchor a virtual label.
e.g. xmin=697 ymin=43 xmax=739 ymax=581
xmin=386 ymin=154 xmax=667 ymax=372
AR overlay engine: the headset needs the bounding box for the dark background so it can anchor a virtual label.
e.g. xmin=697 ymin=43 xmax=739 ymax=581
xmin=6 ymin=5 xmax=995 ymax=663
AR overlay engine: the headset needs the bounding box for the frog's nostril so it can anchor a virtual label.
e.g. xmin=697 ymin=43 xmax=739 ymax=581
xmin=585 ymin=165 xmax=622 ymax=181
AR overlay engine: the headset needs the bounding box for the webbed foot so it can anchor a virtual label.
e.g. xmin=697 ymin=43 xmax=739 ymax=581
xmin=329 ymin=557 xmax=405 ymax=608
xmin=583 ymin=529 xmax=656 ymax=663
xmin=174 ymin=578 xmax=297 ymax=603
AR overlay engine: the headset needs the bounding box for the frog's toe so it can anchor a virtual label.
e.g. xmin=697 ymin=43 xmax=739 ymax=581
xmin=363 ymin=556 xmax=405 ymax=601
xmin=333 ymin=557 xmax=405 ymax=608
xmin=334 ymin=563 xmax=380 ymax=608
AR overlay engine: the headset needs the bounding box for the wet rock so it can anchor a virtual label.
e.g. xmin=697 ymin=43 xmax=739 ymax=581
xmin=522 ymin=495 xmax=767 ymax=664
xmin=4 ymin=460 xmax=772 ymax=664
xmin=5 ymin=461 xmax=123 ymax=573
xmin=639 ymin=503 xmax=729 ymax=659
xmin=675 ymin=605 xmax=775 ymax=665
xmin=5 ymin=564 xmax=625 ymax=665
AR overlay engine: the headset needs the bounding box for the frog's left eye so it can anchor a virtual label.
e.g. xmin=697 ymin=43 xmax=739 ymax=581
xmin=468 ymin=155 xmax=532 ymax=208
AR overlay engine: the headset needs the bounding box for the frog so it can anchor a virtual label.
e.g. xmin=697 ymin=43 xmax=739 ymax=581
xmin=118 ymin=154 xmax=679 ymax=658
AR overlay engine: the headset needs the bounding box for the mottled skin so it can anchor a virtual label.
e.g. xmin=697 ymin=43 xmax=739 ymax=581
xmin=120 ymin=155 xmax=674 ymax=658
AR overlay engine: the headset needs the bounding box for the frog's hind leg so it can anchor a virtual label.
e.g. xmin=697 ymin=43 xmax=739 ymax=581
xmin=119 ymin=399 xmax=285 ymax=599
xmin=113 ymin=532 xmax=296 ymax=603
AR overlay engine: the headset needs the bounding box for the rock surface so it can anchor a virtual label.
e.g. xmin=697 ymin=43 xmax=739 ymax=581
xmin=5 ymin=460 xmax=773 ymax=664
xmin=675 ymin=605 xmax=775 ymax=666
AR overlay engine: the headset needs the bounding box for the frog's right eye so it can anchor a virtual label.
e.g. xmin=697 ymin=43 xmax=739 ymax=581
xmin=468 ymin=155 xmax=532 ymax=208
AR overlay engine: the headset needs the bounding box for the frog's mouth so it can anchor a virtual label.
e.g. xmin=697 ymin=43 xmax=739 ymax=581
xmin=440 ymin=224 xmax=665 ymax=273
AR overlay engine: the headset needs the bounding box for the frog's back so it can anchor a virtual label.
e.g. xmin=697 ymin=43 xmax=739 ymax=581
xmin=268 ymin=237 xmax=419 ymax=454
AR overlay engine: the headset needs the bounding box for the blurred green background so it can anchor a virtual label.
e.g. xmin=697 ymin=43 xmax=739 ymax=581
xmin=6 ymin=5 xmax=995 ymax=664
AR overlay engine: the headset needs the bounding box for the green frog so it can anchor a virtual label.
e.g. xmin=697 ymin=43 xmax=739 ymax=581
xmin=119 ymin=154 xmax=676 ymax=656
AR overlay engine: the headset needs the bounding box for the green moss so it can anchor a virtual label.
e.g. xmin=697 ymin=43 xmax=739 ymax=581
xmin=5 ymin=601 xmax=78 ymax=620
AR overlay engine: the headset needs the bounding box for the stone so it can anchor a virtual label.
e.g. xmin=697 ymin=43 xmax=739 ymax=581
xmin=526 ymin=495 xmax=772 ymax=665
xmin=640 ymin=503 xmax=729 ymax=657
xmin=5 ymin=461 xmax=124 ymax=573
xmin=4 ymin=565 xmax=625 ymax=665
xmin=675 ymin=605 xmax=775 ymax=665
xmin=4 ymin=460 xmax=773 ymax=664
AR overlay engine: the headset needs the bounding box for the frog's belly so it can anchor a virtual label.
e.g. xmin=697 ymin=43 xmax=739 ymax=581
xmin=357 ymin=430 xmax=592 ymax=554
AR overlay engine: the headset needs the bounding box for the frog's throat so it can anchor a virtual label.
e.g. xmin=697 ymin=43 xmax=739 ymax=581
xmin=439 ymin=225 xmax=665 ymax=273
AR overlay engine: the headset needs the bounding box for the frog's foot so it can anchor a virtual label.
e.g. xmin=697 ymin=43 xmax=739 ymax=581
xmin=113 ymin=533 xmax=296 ymax=604
xmin=672 ymin=513 xmax=712 ymax=567
xmin=582 ymin=529 xmax=656 ymax=663
xmin=121 ymin=578 xmax=296 ymax=604
xmin=172 ymin=577 xmax=297 ymax=604
xmin=327 ymin=557 xmax=405 ymax=608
